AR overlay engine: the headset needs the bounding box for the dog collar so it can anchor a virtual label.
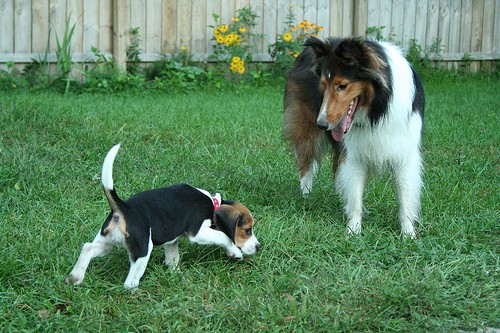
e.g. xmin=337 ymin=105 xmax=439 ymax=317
xmin=212 ymin=193 xmax=221 ymax=211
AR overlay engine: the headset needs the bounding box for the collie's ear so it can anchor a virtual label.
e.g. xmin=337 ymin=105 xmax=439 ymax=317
xmin=304 ymin=36 xmax=330 ymax=58
xmin=336 ymin=38 xmax=386 ymax=70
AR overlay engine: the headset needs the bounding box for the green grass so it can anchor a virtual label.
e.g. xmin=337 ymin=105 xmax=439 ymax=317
xmin=0 ymin=74 xmax=499 ymax=332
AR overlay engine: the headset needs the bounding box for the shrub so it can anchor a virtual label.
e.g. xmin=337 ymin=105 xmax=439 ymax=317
xmin=209 ymin=7 xmax=262 ymax=78
xmin=269 ymin=5 xmax=324 ymax=76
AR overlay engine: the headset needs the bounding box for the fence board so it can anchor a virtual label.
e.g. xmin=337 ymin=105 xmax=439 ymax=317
xmin=402 ymin=0 xmax=416 ymax=48
xmin=354 ymin=0 xmax=369 ymax=36
xmin=0 ymin=1 xmax=13 ymax=54
xmin=438 ymin=0 xmax=451 ymax=53
xmin=14 ymin=0 xmax=32 ymax=53
xmin=391 ymin=0 xmax=405 ymax=42
xmin=131 ymin=0 xmax=146 ymax=52
xmin=82 ymin=0 xmax=99 ymax=53
xmin=146 ymin=0 xmax=162 ymax=54
xmin=0 ymin=0 xmax=498 ymax=70
xmin=162 ymin=0 xmax=177 ymax=54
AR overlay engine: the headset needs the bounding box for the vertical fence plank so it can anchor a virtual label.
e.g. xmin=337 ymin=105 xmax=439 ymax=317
xmin=205 ymin=0 xmax=220 ymax=59
xmin=66 ymin=0 xmax=83 ymax=56
xmin=317 ymin=0 xmax=330 ymax=35
xmin=447 ymin=0 xmax=461 ymax=69
xmin=494 ymin=0 xmax=500 ymax=53
xmin=354 ymin=0 xmax=369 ymax=36
xmin=342 ymin=0 xmax=354 ymax=35
xmin=49 ymin=0 xmax=68 ymax=53
xmin=460 ymin=0 xmax=472 ymax=53
xmin=438 ymin=0 xmax=451 ymax=54
xmin=113 ymin=0 xmax=129 ymax=69
xmin=390 ymin=0 xmax=405 ymax=42
xmin=251 ymin=0 xmax=265 ymax=56
xmin=366 ymin=0 xmax=379 ymax=34
xmin=14 ymin=0 xmax=32 ymax=54
xmin=304 ymin=0 xmax=317 ymax=25
xmin=414 ymin=0 xmax=428 ymax=46
xmin=100 ymin=0 xmax=113 ymax=54
xmin=130 ymin=0 xmax=146 ymax=53
xmin=481 ymin=0 xmax=495 ymax=54
xmin=470 ymin=0 xmax=484 ymax=70
xmin=162 ymin=0 xmax=177 ymax=54
xmin=330 ymin=0 xmax=343 ymax=36
xmin=32 ymin=0 xmax=49 ymax=55
xmin=146 ymin=0 xmax=162 ymax=55
xmin=191 ymin=0 xmax=207 ymax=57
xmin=177 ymin=0 xmax=192 ymax=48
xmin=83 ymin=0 xmax=98 ymax=53
xmin=402 ymin=0 xmax=416 ymax=48
xmin=262 ymin=0 xmax=278 ymax=60
xmin=0 ymin=0 xmax=14 ymax=54
xmin=425 ymin=0 xmax=439 ymax=51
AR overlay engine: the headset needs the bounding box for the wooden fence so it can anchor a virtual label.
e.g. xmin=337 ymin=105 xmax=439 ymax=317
xmin=0 ymin=0 xmax=499 ymax=71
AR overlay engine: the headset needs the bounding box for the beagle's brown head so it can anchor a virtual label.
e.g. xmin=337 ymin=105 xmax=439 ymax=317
xmin=214 ymin=201 xmax=260 ymax=256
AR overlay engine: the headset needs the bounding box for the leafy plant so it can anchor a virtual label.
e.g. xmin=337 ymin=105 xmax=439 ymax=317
xmin=366 ymin=25 xmax=386 ymax=41
xmin=209 ymin=7 xmax=263 ymax=78
xmin=145 ymin=56 xmax=211 ymax=91
xmin=127 ymin=27 xmax=142 ymax=75
xmin=269 ymin=5 xmax=324 ymax=76
xmin=54 ymin=17 xmax=77 ymax=93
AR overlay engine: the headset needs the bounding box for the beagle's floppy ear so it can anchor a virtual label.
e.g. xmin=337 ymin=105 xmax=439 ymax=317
xmin=213 ymin=202 xmax=239 ymax=242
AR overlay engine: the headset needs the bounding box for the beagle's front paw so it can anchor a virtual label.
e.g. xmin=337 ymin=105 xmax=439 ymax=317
xmin=226 ymin=245 xmax=243 ymax=261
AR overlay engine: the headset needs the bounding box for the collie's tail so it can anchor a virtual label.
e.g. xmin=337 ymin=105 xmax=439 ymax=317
xmin=101 ymin=144 xmax=123 ymax=211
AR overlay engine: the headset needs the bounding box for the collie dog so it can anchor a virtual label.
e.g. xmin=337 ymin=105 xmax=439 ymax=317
xmin=284 ymin=36 xmax=425 ymax=238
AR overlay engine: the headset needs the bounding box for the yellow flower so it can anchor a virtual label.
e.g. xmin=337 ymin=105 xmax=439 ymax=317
xmin=283 ymin=33 xmax=293 ymax=42
xmin=216 ymin=35 xmax=224 ymax=44
xmin=237 ymin=66 xmax=245 ymax=74
xmin=231 ymin=56 xmax=241 ymax=63
xmin=231 ymin=17 xmax=239 ymax=22
xmin=298 ymin=23 xmax=306 ymax=29
xmin=291 ymin=26 xmax=297 ymax=32
xmin=294 ymin=52 xmax=300 ymax=58
xmin=220 ymin=25 xmax=228 ymax=33
xmin=214 ymin=27 xmax=221 ymax=35
xmin=239 ymin=26 xmax=247 ymax=33
xmin=181 ymin=45 xmax=187 ymax=51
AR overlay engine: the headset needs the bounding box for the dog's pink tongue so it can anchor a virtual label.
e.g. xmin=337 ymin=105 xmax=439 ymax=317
xmin=331 ymin=117 xmax=348 ymax=142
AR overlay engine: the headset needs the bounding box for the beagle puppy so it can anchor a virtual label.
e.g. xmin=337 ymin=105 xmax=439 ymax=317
xmin=67 ymin=144 xmax=260 ymax=289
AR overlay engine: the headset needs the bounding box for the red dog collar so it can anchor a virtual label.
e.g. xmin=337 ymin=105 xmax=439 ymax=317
xmin=212 ymin=193 xmax=221 ymax=211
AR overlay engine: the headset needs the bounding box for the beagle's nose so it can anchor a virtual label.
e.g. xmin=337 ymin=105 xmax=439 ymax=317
xmin=256 ymin=243 xmax=261 ymax=252
xmin=317 ymin=120 xmax=329 ymax=130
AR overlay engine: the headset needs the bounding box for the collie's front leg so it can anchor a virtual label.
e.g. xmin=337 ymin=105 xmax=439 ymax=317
xmin=335 ymin=160 xmax=367 ymax=235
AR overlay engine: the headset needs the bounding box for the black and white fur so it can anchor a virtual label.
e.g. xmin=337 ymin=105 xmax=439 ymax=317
xmin=67 ymin=144 xmax=260 ymax=289
xmin=284 ymin=36 xmax=425 ymax=238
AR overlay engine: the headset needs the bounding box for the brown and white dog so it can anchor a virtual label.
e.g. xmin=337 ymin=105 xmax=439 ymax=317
xmin=284 ymin=36 xmax=425 ymax=238
xmin=67 ymin=144 xmax=260 ymax=289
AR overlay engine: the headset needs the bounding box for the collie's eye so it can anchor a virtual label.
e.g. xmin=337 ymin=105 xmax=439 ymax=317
xmin=337 ymin=83 xmax=348 ymax=91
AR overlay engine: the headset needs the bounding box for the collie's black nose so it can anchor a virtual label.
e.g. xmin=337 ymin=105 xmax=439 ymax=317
xmin=317 ymin=120 xmax=329 ymax=130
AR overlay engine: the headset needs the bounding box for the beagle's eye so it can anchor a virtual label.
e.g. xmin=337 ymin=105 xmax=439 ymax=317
xmin=245 ymin=228 xmax=252 ymax=236
xmin=337 ymin=83 xmax=348 ymax=91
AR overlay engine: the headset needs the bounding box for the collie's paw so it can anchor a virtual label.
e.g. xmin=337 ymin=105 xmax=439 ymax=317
xmin=66 ymin=273 xmax=83 ymax=286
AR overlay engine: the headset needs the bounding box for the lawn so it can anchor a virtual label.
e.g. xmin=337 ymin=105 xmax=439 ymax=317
xmin=0 ymin=74 xmax=498 ymax=332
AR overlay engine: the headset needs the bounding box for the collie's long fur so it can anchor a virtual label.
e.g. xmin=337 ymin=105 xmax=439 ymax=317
xmin=284 ymin=36 xmax=425 ymax=238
